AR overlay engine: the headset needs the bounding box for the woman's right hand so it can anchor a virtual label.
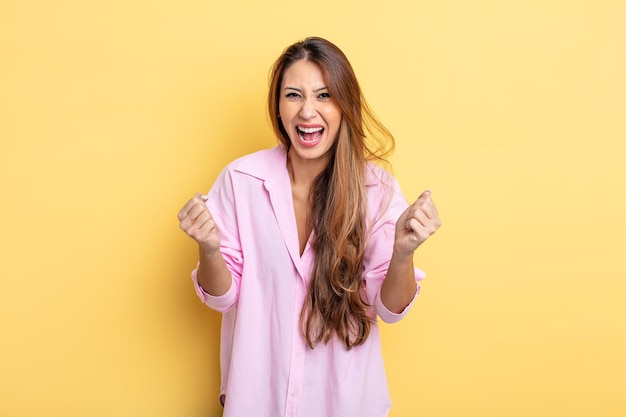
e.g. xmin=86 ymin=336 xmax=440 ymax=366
xmin=177 ymin=193 xmax=221 ymax=254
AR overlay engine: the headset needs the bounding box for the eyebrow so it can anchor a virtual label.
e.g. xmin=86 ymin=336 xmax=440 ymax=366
xmin=283 ymin=86 xmax=329 ymax=93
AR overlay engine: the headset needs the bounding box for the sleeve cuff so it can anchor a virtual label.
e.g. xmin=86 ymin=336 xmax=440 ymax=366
xmin=191 ymin=267 xmax=237 ymax=312
xmin=375 ymin=267 xmax=425 ymax=323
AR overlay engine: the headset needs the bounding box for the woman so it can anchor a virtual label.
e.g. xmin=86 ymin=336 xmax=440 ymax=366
xmin=177 ymin=37 xmax=440 ymax=417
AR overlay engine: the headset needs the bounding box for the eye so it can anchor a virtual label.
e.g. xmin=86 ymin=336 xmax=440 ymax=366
xmin=285 ymin=92 xmax=301 ymax=100
xmin=318 ymin=92 xmax=331 ymax=99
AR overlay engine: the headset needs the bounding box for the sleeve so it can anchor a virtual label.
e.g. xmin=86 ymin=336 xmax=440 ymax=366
xmin=362 ymin=174 xmax=426 ymax=324
xmin=190 ymin=166 xmax=244 ymax=313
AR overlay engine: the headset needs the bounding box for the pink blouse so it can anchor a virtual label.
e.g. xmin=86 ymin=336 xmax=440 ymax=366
xmin=192 ymin=145 xmax=425 ymax=417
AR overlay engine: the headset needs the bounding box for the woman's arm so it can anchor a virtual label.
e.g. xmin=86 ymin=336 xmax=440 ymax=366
xmin=178 ymin=193 xmax=232 ymax=296
xmin=380 ymin=189 xmax=441 ymax=313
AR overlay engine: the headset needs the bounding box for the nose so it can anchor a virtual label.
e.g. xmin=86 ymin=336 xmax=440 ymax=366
xmin=299 ymin=97 xmax=317 ymax=120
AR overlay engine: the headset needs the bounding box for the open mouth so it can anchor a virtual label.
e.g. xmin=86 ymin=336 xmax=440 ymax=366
xmin=296 ymin=126 xmax=324 ymax=143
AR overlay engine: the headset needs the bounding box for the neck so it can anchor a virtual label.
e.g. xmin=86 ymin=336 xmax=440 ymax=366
xmin=286 ymin=150 xmax=329 ymax=187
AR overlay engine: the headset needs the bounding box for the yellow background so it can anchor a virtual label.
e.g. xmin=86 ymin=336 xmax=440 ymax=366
xmin=1 ymin=1 xmax=625 ymax=416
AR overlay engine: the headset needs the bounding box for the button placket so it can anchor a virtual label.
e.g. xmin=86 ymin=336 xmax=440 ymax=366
xmin=284 ymin=274 xmax=307 ymax=417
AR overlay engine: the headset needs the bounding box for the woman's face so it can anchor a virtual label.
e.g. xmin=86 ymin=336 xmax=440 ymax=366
xmin=278 ymin=59 xmax=342 ymax=169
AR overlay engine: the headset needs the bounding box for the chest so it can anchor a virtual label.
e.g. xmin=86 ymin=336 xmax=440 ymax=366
xmin=290 ymin=184 xmax=311 ymax=256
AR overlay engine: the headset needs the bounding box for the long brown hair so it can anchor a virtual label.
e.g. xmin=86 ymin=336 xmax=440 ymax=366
xmin=268 ymin=37 xmax=395 ymax=349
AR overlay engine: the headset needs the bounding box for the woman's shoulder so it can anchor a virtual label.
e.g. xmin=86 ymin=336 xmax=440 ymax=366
xmin=365 ymin=161 xmax=398 ymax=189
xmin=365 ymin=161 xmax=407 ymax=214
xmin=366 ymin=163 xmax=408 ymax=223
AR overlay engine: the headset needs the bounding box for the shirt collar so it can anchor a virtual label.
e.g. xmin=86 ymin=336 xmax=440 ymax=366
xmin=233 ymin=144 xmax=387 ymax=188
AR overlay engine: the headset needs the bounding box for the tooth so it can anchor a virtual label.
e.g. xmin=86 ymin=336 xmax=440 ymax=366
xmin=298 ymin=126 xmax=323 ymax=133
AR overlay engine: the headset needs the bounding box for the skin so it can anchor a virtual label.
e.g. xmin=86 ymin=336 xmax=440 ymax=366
xmin=278 ymin=60 xmax=343 ymax=255
xmin=177 ymin=59 xmax=441 ymax=313
xmin=177 ymin=192 xmax=231 ymax=296
xmin=382 ymin=189 xmax=440 ymax=312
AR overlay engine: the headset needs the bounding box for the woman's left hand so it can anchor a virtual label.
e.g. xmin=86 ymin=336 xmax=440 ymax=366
xmin=394 ymin=189 xmax=441 ymax=256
